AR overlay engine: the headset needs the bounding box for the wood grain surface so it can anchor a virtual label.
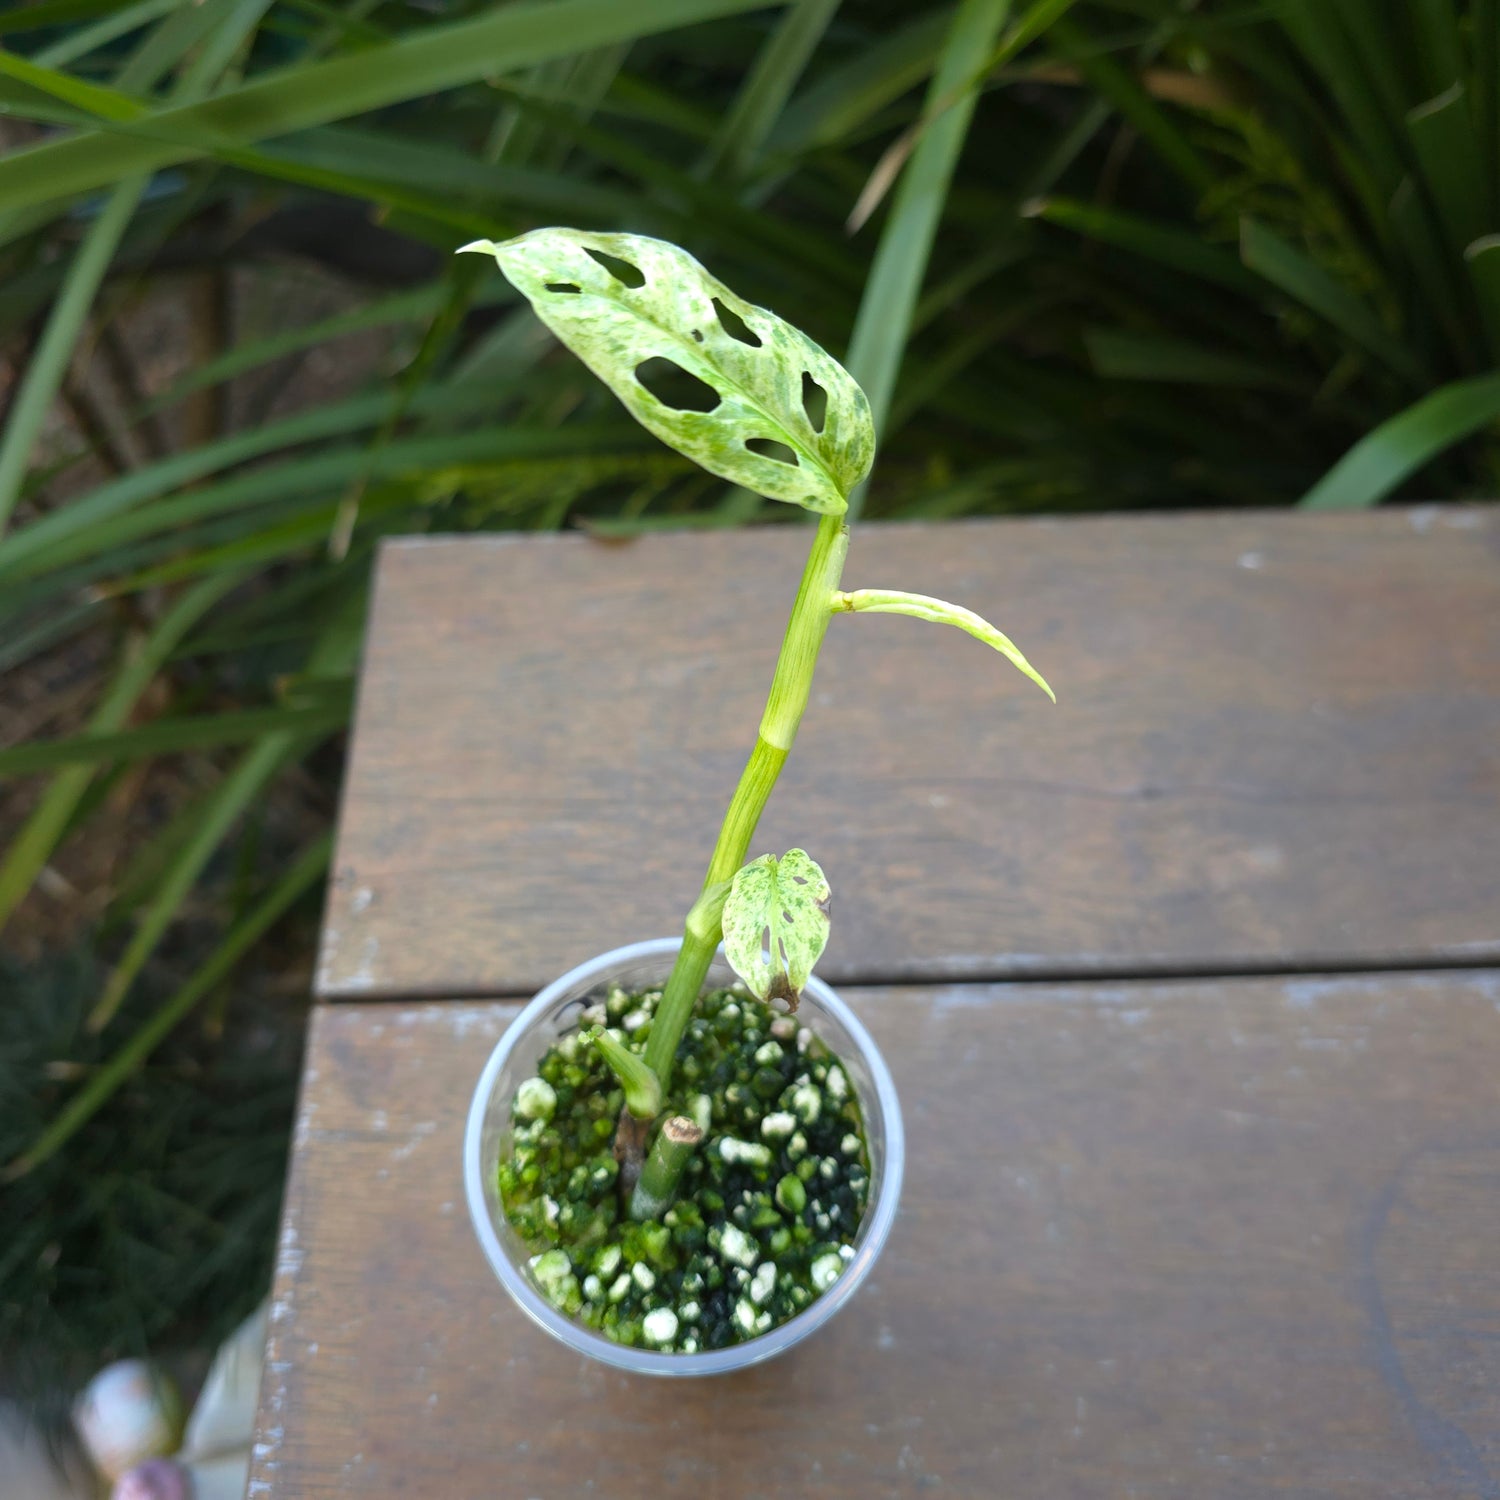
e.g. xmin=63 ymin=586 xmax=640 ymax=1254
xmin=251 ymin=972 xmax=1500 ymax=1498
xmin=317 ymin=509 xmax=1500 ymax=999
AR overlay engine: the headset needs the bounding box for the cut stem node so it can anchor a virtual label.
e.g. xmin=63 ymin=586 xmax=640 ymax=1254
xmin=631 ymin=1115 xmax=703 ymax=1220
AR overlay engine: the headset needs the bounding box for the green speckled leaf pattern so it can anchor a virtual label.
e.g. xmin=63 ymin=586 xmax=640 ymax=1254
xmin=722 ymin=848 xmax=830 ymax=1009
xmin=461 ymin=229 xmax=873 ymax=514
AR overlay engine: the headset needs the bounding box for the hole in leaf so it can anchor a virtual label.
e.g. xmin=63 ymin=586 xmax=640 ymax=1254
xmin=746 ymin=437 xmax=799 ymax=466
xmin=801 ymin=372 xmax=828 ymax=433
xmin=634 ymin=358 xmax=721 ymax=412
xmin=544 ymin=282 xmax=582 ymax=294
xmin=585 ymin=247 xmax=646 ymax=287
xmin=712 ymin=296 xmax=762 ymax=346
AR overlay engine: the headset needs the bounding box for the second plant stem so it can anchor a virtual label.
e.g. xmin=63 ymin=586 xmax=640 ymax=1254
xmin=639 ymin=512 xmax=850 ymax=1100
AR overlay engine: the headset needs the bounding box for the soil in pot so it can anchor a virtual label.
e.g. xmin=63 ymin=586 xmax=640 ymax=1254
xmin=499 ymin=982 xmax=871 ymax=1353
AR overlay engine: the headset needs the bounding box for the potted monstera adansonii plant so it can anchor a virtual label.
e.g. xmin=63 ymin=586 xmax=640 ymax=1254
xmin=460 ymin=229 xmax=1053 ymax=1375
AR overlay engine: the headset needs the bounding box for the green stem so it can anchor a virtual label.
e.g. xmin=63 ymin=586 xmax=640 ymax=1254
xmin=630 ymin=1115 xmax=702 ymax=1219
xmin=642 ymin=512 xmax=849 ymax=1092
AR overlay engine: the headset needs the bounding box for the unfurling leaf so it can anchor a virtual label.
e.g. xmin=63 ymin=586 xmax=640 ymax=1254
xmin=586 ymin=1026 xmax=662 ymax=1120
xmin=722 ymin=849 xmax=830 ymax=1011
xmin=833 ymin=588 xmax=1056 ymax=701
xmin=459 ymin=229 xmax=873 ymax=514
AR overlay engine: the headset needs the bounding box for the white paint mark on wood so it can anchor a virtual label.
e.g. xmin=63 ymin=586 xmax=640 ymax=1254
xmin=392 ymin=1004 xmax=520 ymax=1036
xmin=392 ymin=1121 xmax=437 ymax=1162
xmin=276 ymin=1221 xmax=302 ymax=1281
xmin=341 ymin=935 xmax=381 ymax=992
xmin=294 ymin=1096 xmax=318 ymax=1149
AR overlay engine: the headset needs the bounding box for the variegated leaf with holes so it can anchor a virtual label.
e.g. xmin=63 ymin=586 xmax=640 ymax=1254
xmin=721 ymin=849 xmax=830 ymax=1012
xmin=459 ymin=229 xmax=873 ymax=515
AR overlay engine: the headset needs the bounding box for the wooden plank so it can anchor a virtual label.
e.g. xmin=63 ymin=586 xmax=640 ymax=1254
xmin=318 ymin=508 xmax=1500 ymax=998
xmin=252 ymin=972 xmax=1500 ymax=1498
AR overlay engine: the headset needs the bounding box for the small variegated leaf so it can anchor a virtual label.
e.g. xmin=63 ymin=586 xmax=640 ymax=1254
xmin=722 ymin=849 xmax=831 ymax=1011
xmin=459 ymin=229 xmax=873 ymax=514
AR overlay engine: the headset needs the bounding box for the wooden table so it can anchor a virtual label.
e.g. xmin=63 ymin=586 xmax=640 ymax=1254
xmin=252 ymin=510 xmax=1500 ymax=1499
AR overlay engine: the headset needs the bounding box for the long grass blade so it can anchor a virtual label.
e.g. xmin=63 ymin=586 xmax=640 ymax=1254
xmin=846 ymin=0 xmax=1080 ymax=233
xmin=31 ymin=0 xmax=181 ymax=70
xmin=1278 ymin=1 xmax=1406 ymax=198
xmin=0 ymin=75 xmax=513 ymax=238
xmin=1406 ymin=83 xmax=1488 ymax=258
xmin=0 ymin=573 xmax=239 ymax=933
xmin=0 ymin=0 xmax=777 ymax=216
xmin=0 ymin=396 xmax=389 ymax=576
xmin=1465 ymin=236 xmax=1500 ymax=360
xmin=1047 ymin=13 xmax=1213 ymax=193
xmin=698 ymin=0 xmax=841 ymax=181
xmin=1084 ymin=329 xmax=1309 ymax=391
xmin=888 ymin=292 xmax=1057 ymax=432
xmin=0 ymin=0 xmax=280 ymax=535
xmin=0 ymin=47 xmax=150 ymax=122
xmin=268 ymin=126 xmax=641 ymax=221
xmin=4 ymin=833 xmax=332 ymax=1179
xmin=1387 ymin=174 xmax=1478 ymax=366
xmin=0 ymin=0 xmax=136 ymax=37
xmin=843 ymin=0 xmax=1013 ymax=521
xmin=1407 ymin=0 xmax=1464 ymax=98
xmin=0 ymin=702 xmax=351 ymax=778
xmin=1476 ymin=0 xmax=1498 ymax=226
xmin=140 ymin=284 xmax=472 ymax=417
xmin=86 ymin=729 xmax=309 ymax=1032
xmin=770 ymin=8 xmax=953 ymax=156
xmin=2 ymin=424 xmax=645 ymax=591
xmin=0 ymin=176 xmax=145 ymax=534
xmin=1330 ymin=0 xmax=1414 ymax=129
xmin=1239 ymin=217 xmax=1429 ymax=385
xmin=0 ymin=384 xmax=535 ymax=580
xmin=1300 ymin=371 xmax=1500 ymax=508
xmin=1036 ymin=197 xmax=1266 ymax=296
xmin=0 ymin=598 xmax=102 ymax=677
